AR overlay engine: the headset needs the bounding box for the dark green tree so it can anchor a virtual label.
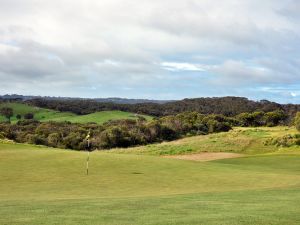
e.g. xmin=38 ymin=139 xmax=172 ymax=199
xmin=263 ymin=110 xmax=286 ymax=127
xmin=0 ymin=107 xmax=13 ymax=122
xmin=47 ymin=133 xmax=61 ymax=147
xmin=295 ymin=112 xmax=300 ymax=132
xmin=24 ymin=113 xmax=34 ymax=120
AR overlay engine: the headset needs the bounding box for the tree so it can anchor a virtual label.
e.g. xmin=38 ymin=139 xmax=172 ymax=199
xmin=47 ymin=133 xmax=61 ymax=147
xmin=24 ymin=113 xmax=34 ymax=120
xmin=264 ymin=110 xmax=286 ymax=127
xmin=295 ymin=112 xmax=300 ymax=132
xmin=16 ymin=114 xmax=22 ymax=120
xmin=236 ymin=112 xmax=253 ymax=127
xmin=0 ymin=107 xmax=13 ymax=122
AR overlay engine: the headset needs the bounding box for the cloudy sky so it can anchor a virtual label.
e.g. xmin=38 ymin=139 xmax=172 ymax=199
xmin=0 ymin=0 xmax=300 ymax=103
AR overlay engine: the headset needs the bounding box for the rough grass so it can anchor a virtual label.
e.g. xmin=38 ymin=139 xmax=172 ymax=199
xmin=0 ymin=102 xmax=152 ymax=124
xmin=112 ymin=126 xmax=300 ymax=155
xmin=0 ymin=138 xmax=300 ymax=224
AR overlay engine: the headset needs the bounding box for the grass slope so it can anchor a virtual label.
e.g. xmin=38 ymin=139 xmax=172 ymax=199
xmin=0 ymin=135 xmax=300 ymax=224
xmin=0 ymin=102 xmax=152 ymax=124
xmin=113 ymin=126 xmax=300 ymax=155
xmin=59 ymin=111 xmax=153 ymax=124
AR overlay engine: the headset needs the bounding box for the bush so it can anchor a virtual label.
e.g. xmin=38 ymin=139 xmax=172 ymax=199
xmin=0 ymin=132 xmax=5 ymax=139
xmin=26 ymin=134 xmax=47 ymax=145
xmin=264 ymin=134 xmax=300 ymax=147
xmin=236 ymin=110 xmax=286 ymax=127
xmin=63 ymin=132 xmax=84 ymax=150
xmin=0 ymin=112 xmax=233 ymax=150
xmin=47 ymin=133 xmax=61 ymax=147
xmin=264 ymin=110 xmax=286 ymax=127
xmin=295 ymin=112 xmax=300 ymax=132
xmin=24 ymin=113 xmax=34 ymax=120
xmin=0 ymin=107 xmax=13 ymax=122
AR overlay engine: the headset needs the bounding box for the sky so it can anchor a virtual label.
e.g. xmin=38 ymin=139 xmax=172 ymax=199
xmin=0 ymin=0 xmax=300 ymax=103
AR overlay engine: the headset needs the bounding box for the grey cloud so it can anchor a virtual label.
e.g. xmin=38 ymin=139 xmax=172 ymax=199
xmin=0 ymin=0 xmax=299 ymax=102
xmin=209 ymin=57 xmax=300 ymax=87
xmin=0 ymin=46 xmax=64 ymax=79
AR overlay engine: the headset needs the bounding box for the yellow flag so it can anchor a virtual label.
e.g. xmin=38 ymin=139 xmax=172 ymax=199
xmin=85 ymin=131 xmax=90 ymax=140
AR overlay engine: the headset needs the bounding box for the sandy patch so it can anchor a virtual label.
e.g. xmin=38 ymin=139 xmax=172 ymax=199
xmin=163 ymin=152 xmax=244 ymax=162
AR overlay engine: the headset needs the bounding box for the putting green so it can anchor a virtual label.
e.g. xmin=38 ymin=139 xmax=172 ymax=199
xmin=0 ymin=142 xmax=300 ymax=224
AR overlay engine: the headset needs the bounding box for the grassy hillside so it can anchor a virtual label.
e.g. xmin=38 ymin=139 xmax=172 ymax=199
xmin=0 ymin=128 xmax=300 ymax=224
xmin=112 ymin=126 xmax=300 ymax=155
xmin=57 ymin=111 xmax=153 ymax=124
xmin=0 ymin=102 xmax=152 ymax=124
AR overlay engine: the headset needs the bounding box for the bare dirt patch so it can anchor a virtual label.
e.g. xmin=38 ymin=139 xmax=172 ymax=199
xmin=163 ymin=152 xmax=244 ymax=162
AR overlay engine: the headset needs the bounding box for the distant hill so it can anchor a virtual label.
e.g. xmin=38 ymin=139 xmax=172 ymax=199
xmin=0 ymin=94 xmax=172 ymax=104
xmin=1 ymin=95 xmax=300 ymax=123
xmin=21 ymin=96 xmax=299 ymax=121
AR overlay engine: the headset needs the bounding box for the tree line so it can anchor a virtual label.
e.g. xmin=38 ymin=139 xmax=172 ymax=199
xmin=25 ymin=97 xmax=300 ymax=122
xmin=0 ymin=112 xmax=232 ymax=150
xmin=0 ymin=109 xmax=289 ymax=151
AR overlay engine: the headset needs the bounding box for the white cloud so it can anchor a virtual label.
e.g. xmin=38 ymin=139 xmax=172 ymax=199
xmin=161 ymin=62 xmax=206 ymax=72
xmin=291 ymin=92 xmax=298 ymax=97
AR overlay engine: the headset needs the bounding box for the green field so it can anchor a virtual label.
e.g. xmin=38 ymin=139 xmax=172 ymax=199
xmin=0 ymin=102 xmax=152 ymax=124
xmin=1 ymin=127 xmax=300 ymax=225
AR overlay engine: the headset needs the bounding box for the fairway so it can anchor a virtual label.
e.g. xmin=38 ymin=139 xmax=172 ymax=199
xmin=0 ymin=102 xmax=152 ymax=124
xmin=1 ymin=140 xmax=300 ymax=224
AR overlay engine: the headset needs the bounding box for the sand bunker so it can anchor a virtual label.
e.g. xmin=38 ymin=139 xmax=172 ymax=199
xmin=164 ymin=152 xmax=244 ymax=162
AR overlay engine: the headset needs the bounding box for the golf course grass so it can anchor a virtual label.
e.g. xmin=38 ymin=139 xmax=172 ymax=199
xmin=1 ymin=126 xmax=300 ymax=225
xmin=0 ymin=102 xmax=152 ymax=124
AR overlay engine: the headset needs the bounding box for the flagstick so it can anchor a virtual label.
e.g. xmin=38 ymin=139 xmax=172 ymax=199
xmin=86 ymin=151 xmax=89 ymax=175
xmin=87 ymin=139 xmax=90 ymax=175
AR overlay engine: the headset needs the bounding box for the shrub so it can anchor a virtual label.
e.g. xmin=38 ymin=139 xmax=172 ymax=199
xmin=0 ymin=107 xmax=13 ymax=122
xmin=24 ymin=113 xmax=34 ymax=120
xmin=264 ymin=110 xmax=286 ymax=127
xmin=264 ymin=134 xmax=300 ymax=147
xmin=63 ymin=132 xmax=85 ymax=150
xmin=47 ymin=133 xmax=61 ymax=147
xmin=0 ymin=132 xmax=5 ymax=139
xmin=26 ymin=134 xmax=46 ymax=145
xmin=0 ymin=112 xmax=233 ymax=150
xmin=295 ymin=112 xmax=300 ymax=132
